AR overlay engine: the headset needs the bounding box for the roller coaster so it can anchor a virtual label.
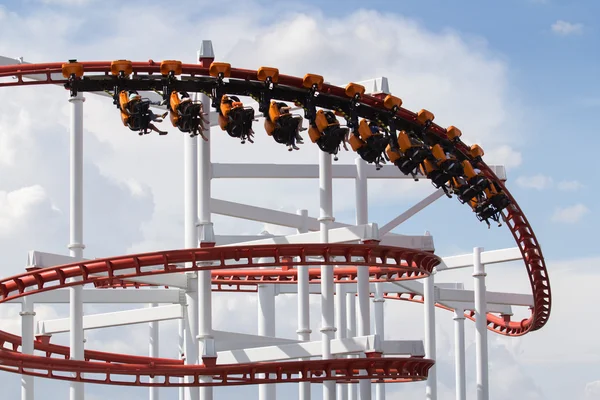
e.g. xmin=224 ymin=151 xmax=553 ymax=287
xmin=0 ymin=55 xmax=550 ymax=397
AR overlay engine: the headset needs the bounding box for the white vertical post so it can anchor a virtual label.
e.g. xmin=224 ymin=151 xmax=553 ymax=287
xmin=424 ymin=271 xmax=437 ymax=400
xmin=355 ymin=157 xmax=371 ymax=400
xmin=197 ymin=41 xmax=216 ymax=400
xmin=346 ymin=292 xmax=357 ymax=400
xmin=296 ymin=209 xmax=311 ymax=400
xmin=473 ymin=247 xmax=489 ymax=400
xmin=453 ymin=308 xmax=466 ymax=400
xmin=319 ymin=150 xmax=336 ymax=400
xmin=335 ymin=284 xmax=347 ymax=400
xmin=149 ymin=302 xmax=159 ymax=400
xmin=68 ymin=91 xmax=85 ymax=400
xmin=20 ymin=295 xmax=34 ymax=400
xmin=258 ymin=257 xmax=276 ymax=400
xmin=184 ymin=48 xmax=200 ymax=400
xmin=178 ymin=318 xmax=185 ymax=400
xmin=373 ymin=284 xmax=385 ymax=400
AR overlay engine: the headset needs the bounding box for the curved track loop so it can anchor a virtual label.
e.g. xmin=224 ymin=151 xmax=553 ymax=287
xmin=0 ymin=244 xmax=439 ymax=302
xmin=0 ymin=245 xmax=437 ymax=385
xmin=0 ymin=61 xmax=549 ymax=338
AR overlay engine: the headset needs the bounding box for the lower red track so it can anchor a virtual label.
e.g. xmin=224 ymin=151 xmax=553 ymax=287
xmin=0 ymin=60 xmax=551 ymax=386
xmin=0 ymin=244 xmax=437 ymax=385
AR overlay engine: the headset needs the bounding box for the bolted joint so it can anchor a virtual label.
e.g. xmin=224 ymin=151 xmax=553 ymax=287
xmin=67 ymin=242 xmax=86 ymax=251
xmin=319 ymin=326 xmax=337 ymax=333
xmin=19 ymin=311 xmax=36 ymax=317
xmin=296 ymin=328 xmax=312 ymax=335
xmin=373 ymin=298 xmax=385 ymax=303
xmin=472 ymin=271 xmax=487 ymax=278
xmin=318 ymin=216 xmax=335 ymax=223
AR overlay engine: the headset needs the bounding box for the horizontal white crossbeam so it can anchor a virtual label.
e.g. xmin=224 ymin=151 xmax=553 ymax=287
xmin=37 ymin=304 xmax=183 ymax=334
xmin=212 ymin=163 xmax=507 ymax=181
xmin=220 ymin=223 xmax=381 ymax=246
xmin=214 ymin=330 xmax=301 ymax=352
xmin=439 ymin=247 xmax=523 ymax=270
xmin=217 ymin=335 xmax=423 ymax=364
xmin=6 ymin=288 xmax=183 ymax=304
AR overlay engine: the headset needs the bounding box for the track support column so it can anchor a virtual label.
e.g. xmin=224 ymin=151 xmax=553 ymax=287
xmin=453 ymin=307 xmax=466 ymax=400
xmin=197 ymin=41 xmax=216 ymax=400
xmin=373 ymin=284 xmax=385 ymax=400
xmin=20 ymin=295 xmax=35 ymax=400
xmin=473 ymin=247 xmax=489 ymax=400
xmin=258 ymin=256 xmax=276 ymax=400
xmin=335 ymin=283 xmax=347 ymax=400
xmin=149 ymin=300 xmax=159 ymax=400
xmin=68 ymin=90 xmax=85 ymax=400
xmin=355 ymin=157 xmax=371 ymax=400
xmin=346 ymin=291 xmax=357 ymax=400
xmin=319 ymin=150 xmax=336 ymax=400
xmin=296 ymin=209 xmax=311 ymax=400
xmin=424 ymin=269 xmax=437 ymax=400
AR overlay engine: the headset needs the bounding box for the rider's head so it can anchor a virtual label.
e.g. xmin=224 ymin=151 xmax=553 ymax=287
xmin=129 ymin=92 xmax=140 ymax=101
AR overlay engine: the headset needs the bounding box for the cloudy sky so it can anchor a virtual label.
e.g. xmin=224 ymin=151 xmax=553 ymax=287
xmin=0 ymin=0 xmax=598 ymax=399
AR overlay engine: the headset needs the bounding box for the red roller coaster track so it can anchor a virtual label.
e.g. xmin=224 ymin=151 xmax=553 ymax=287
xmin=0 ymin=60 xmax=550 ymax=386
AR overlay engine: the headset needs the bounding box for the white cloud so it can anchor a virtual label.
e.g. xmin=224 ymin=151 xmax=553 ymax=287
xmin=516 ymin=175 xmax=584 ymax=192
xmin=516 ymin=174 xmax=553 ymax=190
xmin=557 ymin=180 xmax=584 ymax=191
xmin=551 ymin=20 xmax=584 ymax=36
xmin=585 ymin=381 xmax=600 ymax=399
xmin=551 ymin=203 xmax=589 ymax=223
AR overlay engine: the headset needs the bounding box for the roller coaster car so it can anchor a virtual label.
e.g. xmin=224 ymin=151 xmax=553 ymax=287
xmin=352 ymin=119 xmax=389 ymax=169
xmin=392 ymin=130 xmax=430 ymax=176
xmin=308 ymin=110 xmax=348 ymax=160
xmin=118 ymin=90 xmax=154 ymax=135
xmin=420 ymin=159 xmax=452 ymax=197
xmin=264 ymin=101 xmax=304 ymax=151
xmin=219 ymin=95 xmax=255 ymax=144
xmin=416 ymin=109 xmax=435 ymax=126
xmin=453 ymin=160 xmax=490 ymax=203
xmin=168 ymin=91 xmax=208 ymax=140
xmin=431 ymin=144 xmax=463 ymax=177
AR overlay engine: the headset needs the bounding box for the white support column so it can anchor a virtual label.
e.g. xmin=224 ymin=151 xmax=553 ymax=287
xmin=296 ymin=209 xmax=311 ymax=400
xmin=258 ymin=257 xmax=276 ymax=400
xmin=335 ymin=284 xmax=347 ymax=400
xmin=68 ymin=90 xmax=85 ymax=400
xmin=373 ymin=284 xmax=385 ymax=400
xmin=149 ymin=302 xmax=159 ymax=400
xmin=453 ymin=308 xmax=466 ymax=400
xmin=319 ymin=150 xmax=336 ymax=400
xmin=184 ymin=50 xmax=200 ymax=400
xmin=346 ymin=292 xmax=357 ymax=400
xmin=473 ymin=247 xmax=489 ymax=400
xmin=20 ymin=295 xmax=35 ymax=400
xmin=355 ymin=157 xmax=371 ymax=400
xmin=197 ymin=42 xmax=216 ymax=400
xmin=424 ymin=270 xmax=437 ymax=400
xmin=178 ymin=318 xmax=185 ymax=400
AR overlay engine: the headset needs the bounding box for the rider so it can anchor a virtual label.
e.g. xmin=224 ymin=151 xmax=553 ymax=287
xmin=123 ymin=91 xmax=168 ymax=135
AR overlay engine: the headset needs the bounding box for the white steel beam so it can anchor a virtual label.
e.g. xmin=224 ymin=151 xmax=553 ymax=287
xmin=7 ymin=288 xmax=183 ymax=304
xmin=217 ymin=336 xmax=424 ymax=364
xmin=439 ymin=248 xmax=522 ymax=270
xmin=211 ymin=163 xmax=507 ymax=181
xmin=438 ymin=288 xmax=533 ymax=307
xmin=379 ymin=190 xmax=445 ymax=235
xmin=211 ymin=200 xmax=434 ymax=251
xmin=220 ymin=224 xmax=380 ymax=246
xmin=37 ymin=304 xmax=183 ymax=334
xmin=211 ymin=198 xmax=347 ymax=231
xmin=214 ymin=330 xmax=300 ymax=352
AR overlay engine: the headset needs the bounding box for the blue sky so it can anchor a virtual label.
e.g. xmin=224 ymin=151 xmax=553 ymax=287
xmin=0 ymin=0 xmax=599 ymax=399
